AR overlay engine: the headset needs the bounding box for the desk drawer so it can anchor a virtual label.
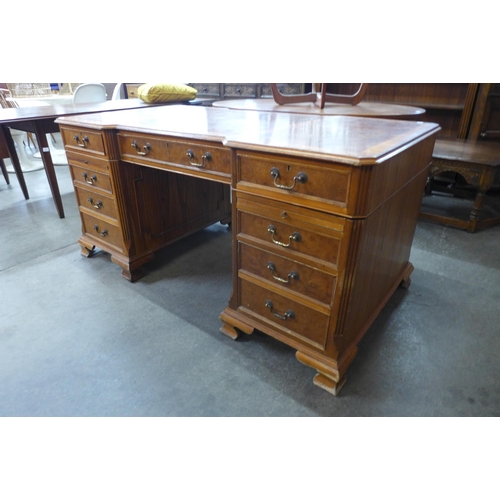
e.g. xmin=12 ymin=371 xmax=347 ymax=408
xmin=239 ymin=243 xmax=336 ymax=305
xmin=236 ymin=152 xmax=352 ymax=211
xmin=60 ymin=126 xmax=106 ymax=156
xmin=168 ymin=139 xmax=231 ymax=176
xmin=237 ymin=194 xmax=343 ymax=267
xmin=66 ymin=151 xmax=110 ymax=173
xmin=70 ymin=163 xmax=113 ymax=194
xmin=238 ymin=279 xmax=330 ymax=350
xmin=118 ymin=132 xmax=170 ymax=164
xmin=74 ymin=185 xmax=118 ymax=220
xmin=81 ymin=212 xmax=123 ymax=251
xmin=118 ymin=132 xmax=231 ymax=179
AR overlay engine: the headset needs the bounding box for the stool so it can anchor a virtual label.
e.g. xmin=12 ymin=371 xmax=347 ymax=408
xmin=419 ymin=139 xmax=500 ymax=233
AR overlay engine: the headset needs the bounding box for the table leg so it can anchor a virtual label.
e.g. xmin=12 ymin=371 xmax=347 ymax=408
xmin=2 ymin=126 xmax=29 ymax=199
xmin=468 ymin=168 xmax=496 ymax=233
xmin=0 ymin=158 xmax=9 ymax=184
xmin=32 ymin=121 xmax=65 ymax=218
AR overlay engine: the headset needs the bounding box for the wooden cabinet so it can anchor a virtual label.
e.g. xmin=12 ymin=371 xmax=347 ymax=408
xmin=468 ymin=83 xmax=500 ymax=141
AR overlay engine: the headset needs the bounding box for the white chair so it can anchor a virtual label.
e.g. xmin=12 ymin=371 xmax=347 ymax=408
xmin=72 ymin=83 xmax=107 ymax=103
xmin=111 ymin=83 xmax=126 ymax=100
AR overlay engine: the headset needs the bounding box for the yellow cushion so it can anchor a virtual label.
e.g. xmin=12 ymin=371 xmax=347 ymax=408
xmin=137 ymin=83 xmax=197 ymax=103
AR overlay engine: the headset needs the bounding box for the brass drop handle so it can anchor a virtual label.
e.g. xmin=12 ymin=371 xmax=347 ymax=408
xmin=186 ymin=149 xmax=212 ymax=167
xmin=267 ymin=225 xmax=301 ymax=247
xmin=87 ymin=197 xmax=103 ymax=209
xmin=93 ymin=224 xmax=108 ymax=237
xmin=267 ymin=262 xmax=299 ymax=283
xmin=265 ymin=300 xmax=295 ymax=321
xmin=73 ymin=134 xmax=89 ymax=148
xmin=131 ymin=141 xmax=151 ymax=156
xmin=270 ymin=167 xmax=308 ymax=190
xmin=82 ymin=172 xmax=97 ymax=185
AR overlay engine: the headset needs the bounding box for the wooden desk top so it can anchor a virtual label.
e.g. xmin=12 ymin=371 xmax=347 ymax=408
xmin=433 ymin=139 xmax=500 ymax=167
xmin=212 ymin=98 xmax=426 ymax=119
xmin=56 ymin=105 xmax=440 ymax=166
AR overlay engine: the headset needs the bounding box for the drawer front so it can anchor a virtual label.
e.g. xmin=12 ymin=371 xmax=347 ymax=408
xmin=260 ymin=83 xmax=305 ymax=97
xmin=239 ymin=279 xmax=330 ymax=350
xmin=222 ymin=84 xmax=257 ymax=98
xmin=239 ymin=211 xmax=341 ymax=265
xmin=167 ymin=139 xmax=231 ymax=176
xmin=237 ymin=195 xmax=343 ymax=267
xmin=60 ymin=126 xmax=106 ymax=156
xmin=118 ymin=132 xmax=231 ymax=178
xmin=189 ymin=84 xmax=220 ymax=97
xmin=81 ymin=212 xmax=123 ymax=251
xmin=74 ymin=185 xmax=117 ymax=220
xmin=117 ymin=132 xmax=170 ymax=164
xmin=239 ymin=243 xmax=336 ymax=305
xmin=70 ymin=163 xmax=113 ymax=194
xmin=66 ymin=151 xmax=110 ymax=173
xmin=237 ymin=153 xmax=352 ymax=210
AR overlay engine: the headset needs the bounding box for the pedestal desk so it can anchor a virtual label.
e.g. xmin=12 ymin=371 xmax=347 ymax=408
xmin=56 ymin=106 xmax=439 ymax=395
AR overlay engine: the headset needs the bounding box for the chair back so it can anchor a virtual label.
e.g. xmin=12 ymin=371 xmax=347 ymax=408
xmin=111 ymin=83 xmax=126 ymax=100
xmin=73 ymin=83 xmax=107 ymax=103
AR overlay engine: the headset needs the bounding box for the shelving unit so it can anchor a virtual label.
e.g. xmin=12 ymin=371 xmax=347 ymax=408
xmin=327 ymin=83 xmax=480 ymax=139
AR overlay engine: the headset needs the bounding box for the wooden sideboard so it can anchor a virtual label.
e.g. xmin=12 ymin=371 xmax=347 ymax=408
xmin=56 ymin=106 xmax=439 ymax=395
xmin=123 ymin=83 xmax=305 ymax=101
xmin=188 ymin=83 xmax=305 ymax=100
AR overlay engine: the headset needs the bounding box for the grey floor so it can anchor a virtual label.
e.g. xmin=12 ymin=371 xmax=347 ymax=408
xmin=1 ymin=160 xmax=499 ymax=417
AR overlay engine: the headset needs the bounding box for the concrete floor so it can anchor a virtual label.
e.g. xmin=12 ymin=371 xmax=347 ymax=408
xmin=1 ymin=158 xmax=499 ymax=417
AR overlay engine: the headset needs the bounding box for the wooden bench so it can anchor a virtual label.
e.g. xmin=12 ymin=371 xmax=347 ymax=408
xmin=419 ymin=139 xmax=500 ymax=233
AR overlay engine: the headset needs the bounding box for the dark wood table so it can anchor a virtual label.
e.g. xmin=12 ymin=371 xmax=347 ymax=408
xmin=0 ymin=99 xmax=204 ymax=218
xmin=0 ymin=126 xmax=10 ymax=184
xmin=212 ymin=98 xmax=426 ymax=119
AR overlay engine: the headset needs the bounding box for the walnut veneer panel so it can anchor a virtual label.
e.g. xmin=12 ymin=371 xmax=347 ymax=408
xmin=117 ymin=132 xmax=231 ymax=183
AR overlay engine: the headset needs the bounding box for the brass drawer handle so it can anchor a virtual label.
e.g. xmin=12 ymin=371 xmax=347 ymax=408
xmin=73 ymin=134 xmax=89 ymax=148
xmin=267 ymin=262 xmax=299 ymax=283
xmin=265 ymin=300 xmax=295 ymax=321
xmin=82 ymin=172 xmax=97 ymax=185
xmin=87 ymin=197 xmax=103 ymax=209
xmin=267 ymin=224 xmax=301 ymax=247
xmin=186 ymin=149 xmax=212 ymax=167
xmin=270 ymin=167 xmax=308 ymax=190
xmin=131 ymin=140 xmax=151 ymax=156
xmin=93 ymin=224 xmax=108 ymax=237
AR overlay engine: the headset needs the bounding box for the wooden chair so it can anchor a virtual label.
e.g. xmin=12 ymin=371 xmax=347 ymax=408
xmin=270 ymin=83 xmax=369 ymax=109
